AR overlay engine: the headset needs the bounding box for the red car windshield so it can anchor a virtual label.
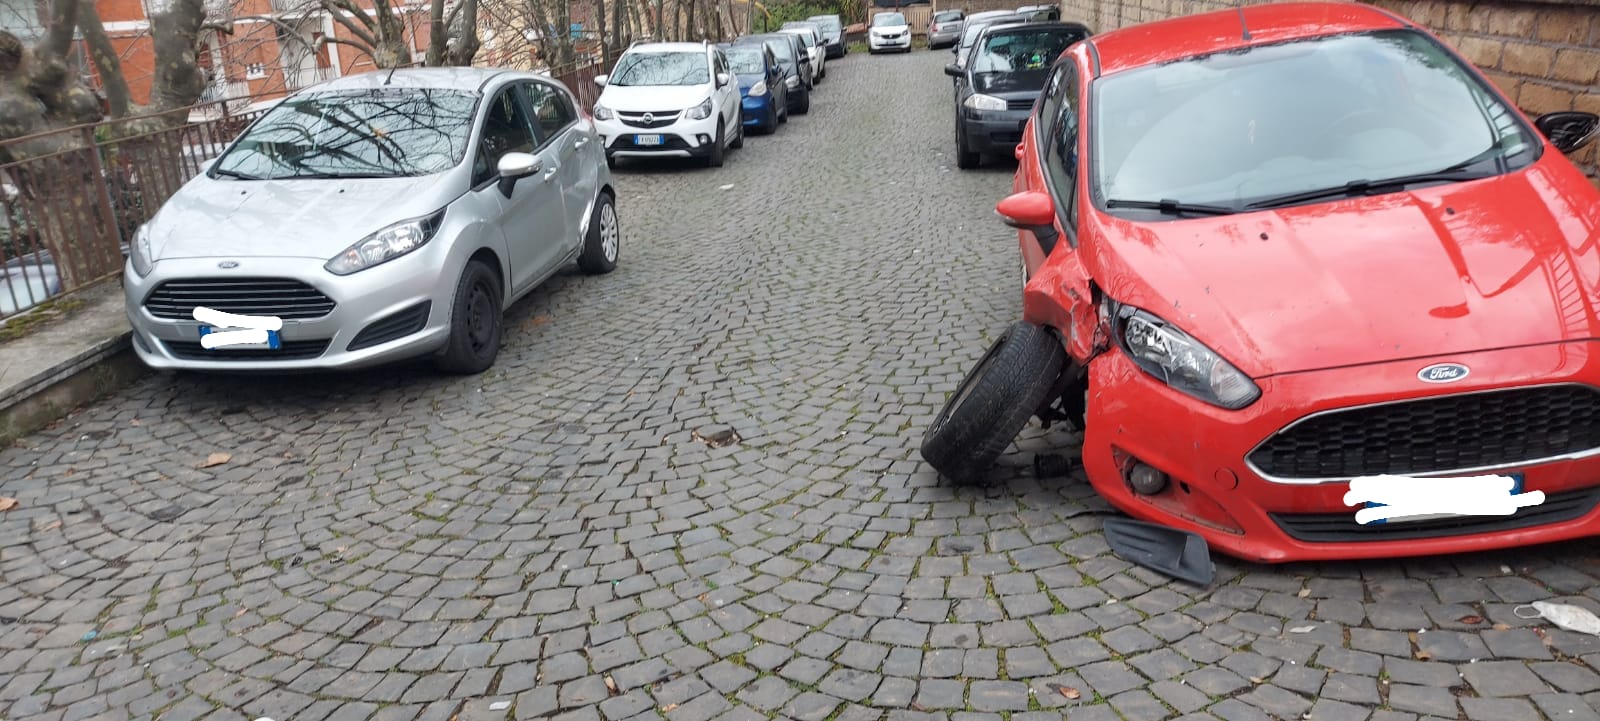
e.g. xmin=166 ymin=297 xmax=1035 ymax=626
xmin=1091 ymin=30 xmax=1538 ymax=211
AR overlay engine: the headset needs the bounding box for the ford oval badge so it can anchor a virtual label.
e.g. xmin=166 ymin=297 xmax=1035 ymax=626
xmin=1418 ymin=363 xmax=1469 ymax=383
xmin=218 ymin=260 xmax=239 ymax=269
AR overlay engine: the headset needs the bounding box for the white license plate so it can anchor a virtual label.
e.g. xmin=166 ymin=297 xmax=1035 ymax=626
xmin=199 ymin=326 xmax=281 ymax=350
xmin=1350 ymin=472 xmax=1537 ymax=525
xmin=635 ymin=134 xmax=664 ymax=146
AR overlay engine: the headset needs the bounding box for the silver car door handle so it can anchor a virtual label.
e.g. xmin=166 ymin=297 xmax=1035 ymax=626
xmin=542 ymin=165 xmax=559 ymax=180
xmin=575 ymin=137 xmax=590 ymax=148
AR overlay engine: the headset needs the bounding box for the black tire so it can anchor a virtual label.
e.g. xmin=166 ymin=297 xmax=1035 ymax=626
xmin=795 ymin=84 xmax=811 ymax=115
xmin=705 ymin=122 xmax=725 ymax=167
xmin=955 ymin=119 xmax=979 ymax=169
xmin=920 ymin=321 xmax=1067 ymax=485
xmin=730 ymin=118 xmax=744 ymax=149
xmin=779 ymin=102 xmax=789 ymax=123
xmin=577 ymin=192 xmax=619 ymax=275
xmin=764 ymin=107 xmax=780 ymax=134
xmin=605 ymin=153 xmax=617 ymax=169
xmin=435 ymin=260 xmax=502 ymax=375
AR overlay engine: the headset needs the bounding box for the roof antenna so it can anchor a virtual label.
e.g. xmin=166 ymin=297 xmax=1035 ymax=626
xmin=384 ymin=64 xmax=399 ymax=85
xmin=1236 ymin=5 xmax=1252 ymax=40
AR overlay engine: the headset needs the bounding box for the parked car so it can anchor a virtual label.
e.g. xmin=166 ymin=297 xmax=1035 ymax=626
xmin=921 ymin=1 xmax=1600 ymax=563
xmin=779 ymin=25 xmax=827 ymax=83
xmin=592 ymin=40 xmax=745 ymax=167
xmin=806 ymin=14 xmax=847 ymax=58
xmin=1014 ymin=4 xmax=1061 ymax=20
xmin=0 ymin=251 xmax=60 ymax=318
xmin=737 ymin=34 xmax=812 ymax=114
xmin=868 ymin=12 xmax=912 ymax=54
xmin=928 ymin=10 xmax=965 ymax=49
xmin=719 ymin=42 xmax=789 ymax=134
xmin=954 ymin=11 xmax=1022 ymax=70
xmin=945 ymin=21 xmax=1090 ymax=168
xmin=124 ymin=68 xmax=620 ymax=374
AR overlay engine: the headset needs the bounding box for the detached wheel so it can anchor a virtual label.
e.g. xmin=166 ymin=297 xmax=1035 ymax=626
xmin=436 ymin=260 xmax=503 ymax=374
xmin=920 ymin=321 xmax=1067 ymax=485
xmin=577 ymin=192 xmax=619 ymax=274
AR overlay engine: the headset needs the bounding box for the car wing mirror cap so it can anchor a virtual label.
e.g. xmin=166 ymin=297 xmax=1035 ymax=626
xmin=497 ymin=152 xmax=539 ymax=196
xmin=717 ymin=72 xmax=731 ymax=86
xmin=997 ymin=190 xmax=1061 ymax=253
xmin=943 ymin=63 xmax=962 ymax=77
xmin=1536 ymin=111 xmax=1599 ymax=154
xmin=593 ymin=74 xmax=608 ymax=88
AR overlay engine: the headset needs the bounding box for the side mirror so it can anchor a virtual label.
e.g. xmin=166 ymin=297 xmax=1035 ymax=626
xmin=593 ymin=74 xmax=608 ymax=88
xmin=496 ymin=152 xmax=540 ymax=197
xmin=943 ymin=63 xmax=962 ymax=77
xmin=717 ymin=72 xmax=731 ymax=87
xmin=996 ymin=190 xmax=1060 ymax=254
xmin=1535 ymin=111 xmax=1599 ymax=154
xmin=951 ymin=46 xmax=958 ymax=54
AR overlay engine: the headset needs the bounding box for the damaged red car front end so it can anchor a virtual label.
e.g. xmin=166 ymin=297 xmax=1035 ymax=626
xmin=996 ymin=2 xmax=1600 ymax=562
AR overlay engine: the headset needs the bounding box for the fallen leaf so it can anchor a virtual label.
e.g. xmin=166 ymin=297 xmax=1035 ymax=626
xmin=1055 ymin=685 xmax=1081 ymax=700
xmin=130 ymin=419 xmax=141 ymax=426
xmin=1288 ymin=625 xmax=1315 ymax=633
xmin=234 ymin=608 xmax=248 ymax=617
xmin=1297 ymin=588 xmax=1310 ymax=598
xmin=910 ymin=703 xmax=928 ymax=712
xmin=200 ymin=452 xmax=231 ymax=468
xmin=1492 ymin=623 xmax=1512 ymax=631
xmin=1249 ymin=676 xmax=1266 ymax=685
xmin=1414 ymin=650 xmax=1433 ymax=660
xmin=605 ymin=676 xmax=618 ymax=694
xmin=1457 ymin=615 xmax=1485 ymax=625
xmin=39 ymin=520 xmax=61 ymax=531
xmin=0 ymin=496 xmax=17 ymax=511
xmin=660 ymin=704 xmax=679 ymax=713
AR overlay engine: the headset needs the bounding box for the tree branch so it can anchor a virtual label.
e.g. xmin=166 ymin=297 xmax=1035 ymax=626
xmin=41 ymin=0 xmax=82 ymax=59
xmin=77 ymin=0 xmax=132 ymax=117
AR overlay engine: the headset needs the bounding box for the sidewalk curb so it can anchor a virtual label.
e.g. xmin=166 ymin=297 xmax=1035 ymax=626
xmin=0 ymin=332 xmax=148 ymax=446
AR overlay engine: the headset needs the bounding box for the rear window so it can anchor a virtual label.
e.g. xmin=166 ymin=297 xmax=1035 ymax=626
xmin=935 ymin=10 xmax=963 ymax=21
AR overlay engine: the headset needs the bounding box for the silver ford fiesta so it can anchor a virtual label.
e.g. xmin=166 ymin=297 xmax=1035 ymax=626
xmin=124 ymin=67 xmax=619 ymax=374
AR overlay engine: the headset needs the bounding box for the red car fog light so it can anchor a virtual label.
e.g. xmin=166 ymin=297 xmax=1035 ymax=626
xmin=1117 ymin=452 xmax=1245 ymax=534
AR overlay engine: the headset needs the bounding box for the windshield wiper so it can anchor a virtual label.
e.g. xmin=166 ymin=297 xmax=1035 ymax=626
xmin=211 ymin=167 xmax=260 ymax=180
xmin=1244 ymin=164 xmax=1497 ymax=210
xmin=1105 ymin=198 xmax=1238 ymax=216
xmin=278 ymin=171 xmax=401 ymax=179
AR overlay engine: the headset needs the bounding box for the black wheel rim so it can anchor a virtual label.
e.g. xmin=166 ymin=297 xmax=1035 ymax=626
xmin=465 ymin=279 xmax=495 ymax=356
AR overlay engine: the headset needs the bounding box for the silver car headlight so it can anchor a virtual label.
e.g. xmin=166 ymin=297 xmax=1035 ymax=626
xmin=593 ymin=104 xmax=614 ymax=121
xmin=785 ymin=75 xmax=799 ymax=89
xmin=748 ymin=80 xmax=767 ymax=97
xmin=686 ymin=97 xmax=714 ymax=120
xmin=326 ymin=210 xmax=444 ymax=276
xmin=130 ymin=224 xmax=154 ymax=278
xmin=1114 ymin=305 xmax=1260 ymax=410
xmin=962 ymin=93 xmax=1006 ymax=111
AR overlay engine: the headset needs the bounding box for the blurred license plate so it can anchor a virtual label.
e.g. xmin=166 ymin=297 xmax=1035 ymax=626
xmin=199 ymin=326 xmax=281 ymax=350
xmin=635 ymin=134 xmax=664 ymax=146
xmin=1364 ymin=472 xmax=1524 ymax=524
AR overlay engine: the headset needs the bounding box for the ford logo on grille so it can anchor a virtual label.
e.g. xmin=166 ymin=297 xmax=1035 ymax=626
xmin=1418 ymin=362 xmax=1469 ymax=383
xmin=642 ymin=112 xmax=654 ymax=123
xmin=217 ymin=260 xmax=239 ymax=269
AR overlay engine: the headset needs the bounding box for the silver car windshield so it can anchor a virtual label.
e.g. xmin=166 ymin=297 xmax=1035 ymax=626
xmin=1093 ymin=30 xmax=1537 ymax=210
xmin=213 ymin=88 xmax=478 ymax=180
xmin=608 ymin=52 xmax=710 ymax=86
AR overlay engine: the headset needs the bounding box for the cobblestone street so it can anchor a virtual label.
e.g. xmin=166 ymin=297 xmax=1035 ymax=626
xmin=3 ymin=48 xmax=1600 ymax=721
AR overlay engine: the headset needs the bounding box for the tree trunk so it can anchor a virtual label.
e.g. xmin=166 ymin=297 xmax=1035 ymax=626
xmin=78 ymin=0 xmax=130 ymax=118
xmin=442 ymin=0 xmax=481 ymax=65
xmin=426 ymin=0 xmax=448 ymax=65
xmin=147 ymin=0 xmax=210 ymax=112
xmin=595 ymin=0 xmax=609 ymax=65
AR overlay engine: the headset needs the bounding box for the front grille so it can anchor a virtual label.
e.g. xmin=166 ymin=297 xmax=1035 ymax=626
xmin=1006 ymin=98 xmax=1036 ymax=111
xmin=612 ymin=135 xmax=693 ymax=151
xmin=1249 ymin=385 xmax=1600 ymax=479
xmin=1271 ymin=487 xmax=1600 ymax=542
xmin=989 ymin=131 xmax=1022 ymax=144
xmin=163 ymin=338 xmax=330 ymax=361
xmin=348 ymin=301 xmax=431 ymax=351
xmin=619 ymin=111 xmax=682 ymax=129
xmin=145 ymin=278 xmax=335 ymax=320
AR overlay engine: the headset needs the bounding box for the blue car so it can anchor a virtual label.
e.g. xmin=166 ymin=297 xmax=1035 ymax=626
xmin=719 ymin=43 xmax=788 ymax=134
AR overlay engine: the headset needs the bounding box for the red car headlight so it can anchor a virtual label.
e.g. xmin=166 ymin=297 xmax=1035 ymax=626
xmin=1113 ymin=305 xmax=1261 ymax=410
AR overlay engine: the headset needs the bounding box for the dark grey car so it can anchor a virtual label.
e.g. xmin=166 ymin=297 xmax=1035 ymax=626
xmin=945 ymin=21 xmax=1091 ymax=168
xmin=807 ymin=14 xmax=847 ymax=58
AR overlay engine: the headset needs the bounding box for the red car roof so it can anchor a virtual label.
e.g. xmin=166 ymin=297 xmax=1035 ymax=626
xmin=1089 ymin=1 xmax=1411 ymax=76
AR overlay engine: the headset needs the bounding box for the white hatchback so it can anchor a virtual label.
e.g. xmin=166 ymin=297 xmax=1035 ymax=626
xmin=592 ymin=41 xmax=744 ymax=167
xmin=869 ymin=12 xmax=913 ymax=54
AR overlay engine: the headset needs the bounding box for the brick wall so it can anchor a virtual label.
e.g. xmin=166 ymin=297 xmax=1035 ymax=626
xmin=1054 ymin=0 xmax=1600 ymax=181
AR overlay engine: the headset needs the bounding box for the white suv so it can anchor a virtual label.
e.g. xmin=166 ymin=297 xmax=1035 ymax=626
xmin=593 ymin=41 xmax=744 ymax=168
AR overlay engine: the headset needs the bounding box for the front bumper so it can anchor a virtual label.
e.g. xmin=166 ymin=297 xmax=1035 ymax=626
xmin=123 ymin=248 xmax=457 ymax=372
xmin=596 ymin=113 xmax=721 ymax=159
xmin=740 ymin=95 xmax=777 ymax=127
xmin=958 ymin=108 xmax=1030 ymax=154
xmin=1079 ymin=341 xmax=1600 ymax=563
xmin=825 ymin=41 xmax=845 ymax=58
xmin=869 ymin=33 xmax=911 ymax=51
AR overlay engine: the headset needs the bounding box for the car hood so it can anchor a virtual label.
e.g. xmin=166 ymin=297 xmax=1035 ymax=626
xmin=599 ymin=84 xmax=712 ymax=112
xmin=1090 ymin=164 xmax=1600 ymax=378
xmin=736 ymin=73 xmax=767 ymax=93
xmin=871 ymin=24 xmax=909 ymax=33
xmin=972 ymin=70 xmax=1049 ymax=97
xmin=148 ymin=174 xmax=455 ymax=260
